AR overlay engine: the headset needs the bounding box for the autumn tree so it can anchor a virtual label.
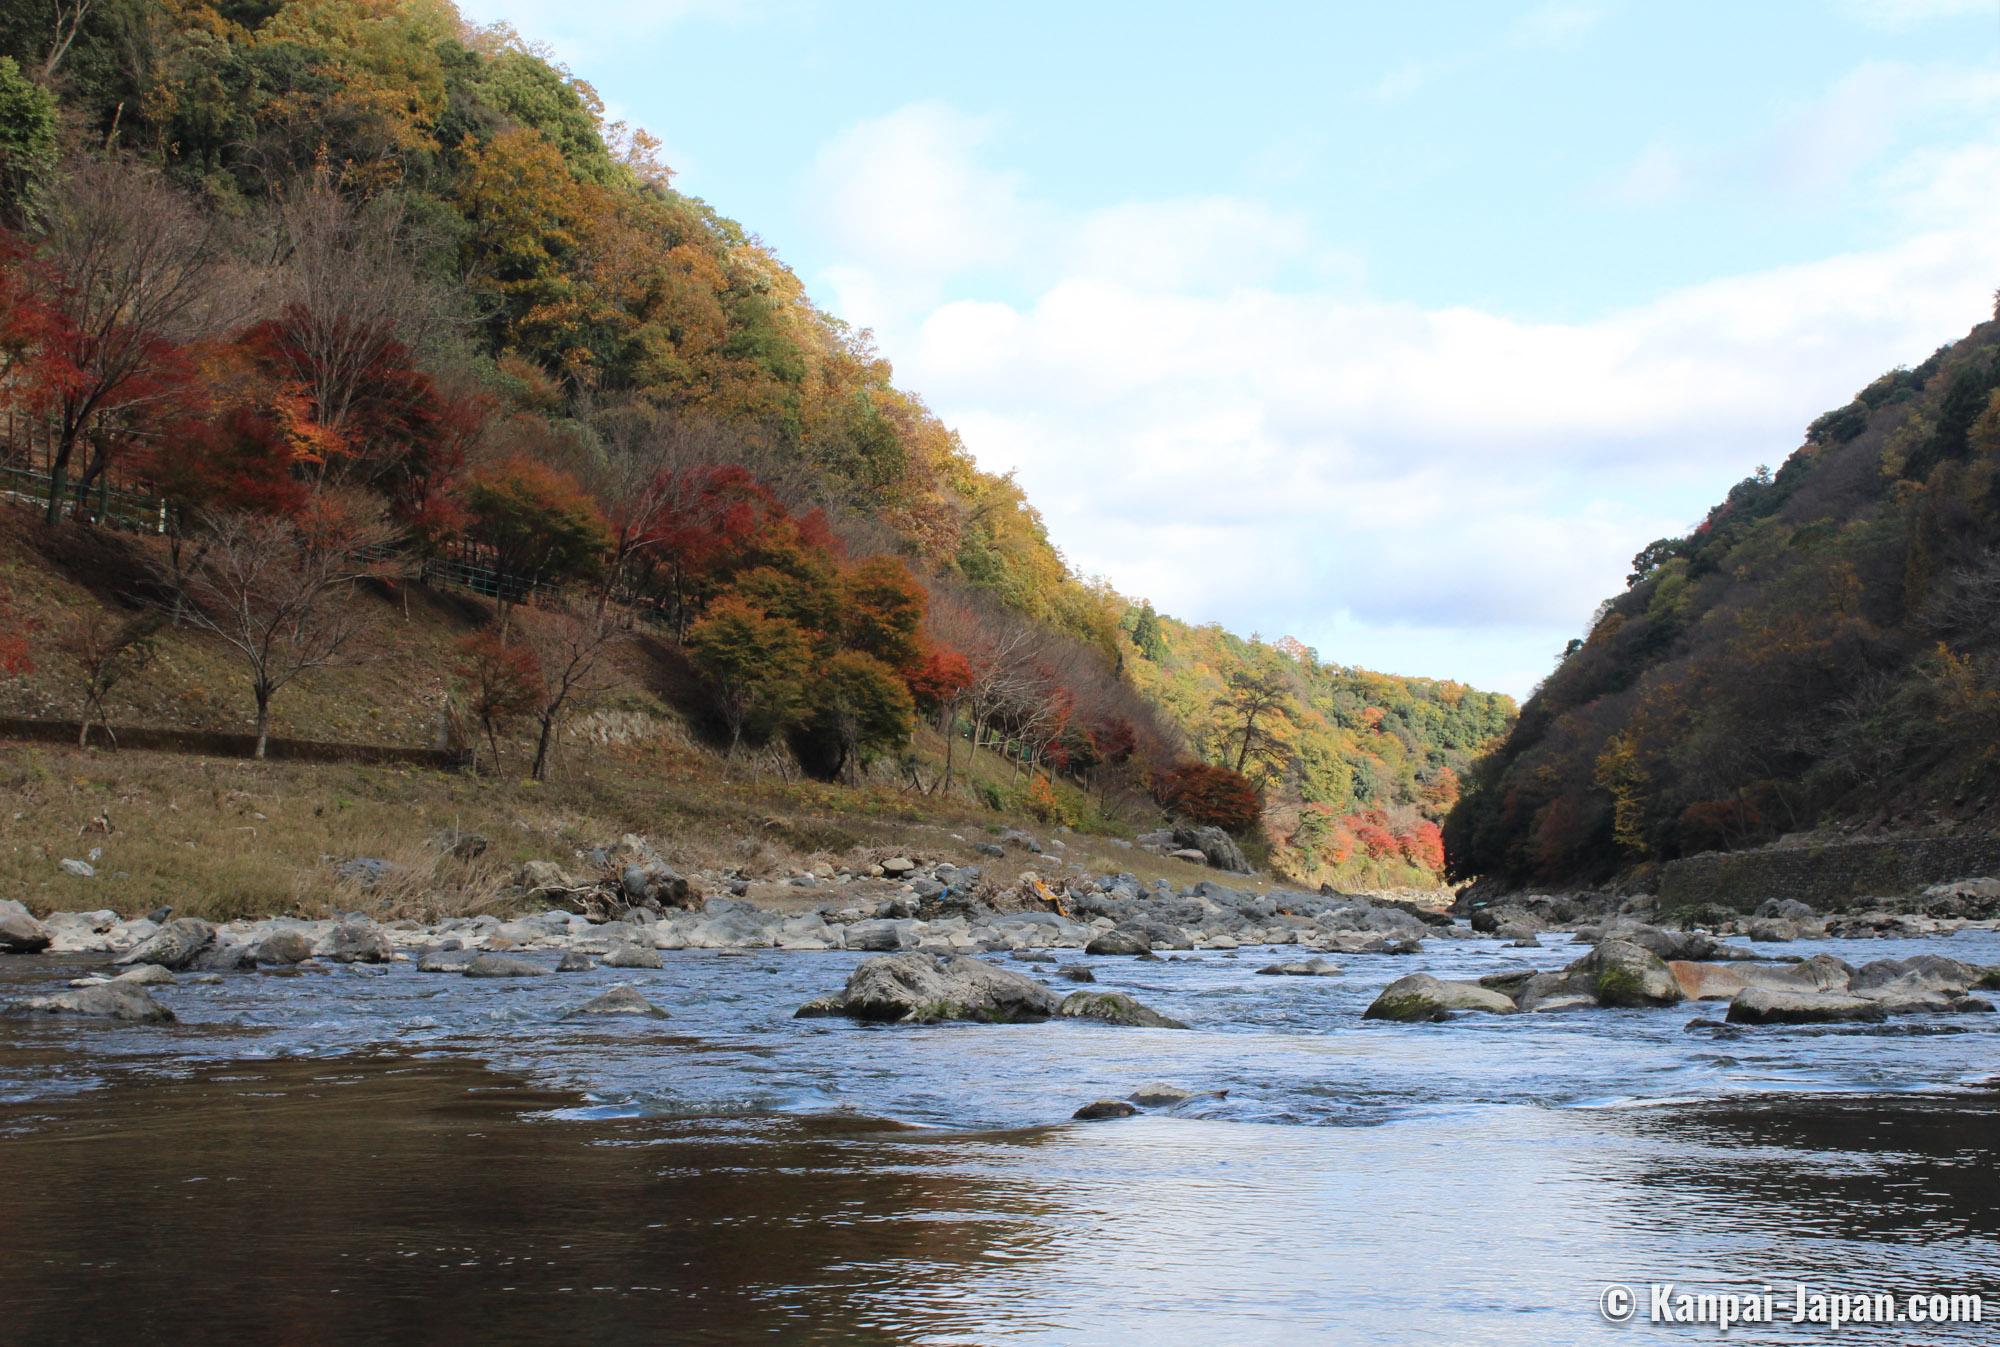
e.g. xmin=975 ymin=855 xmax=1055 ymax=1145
xmin=840 ymin=554 xmax=926 ymax=671
xmin=518 ymin=601 xmax=619 ymax=781
xmin=1156 ymin=762 xmax=1262 ymax=834
xmin=30 ymin=159 xmax=229 ymax=524
xmin=686 ymin=596 xmax=812 ymax=754
xmin=1130 ymin=601 xmax=1166 ymax=661
xmin=170 ymin=500 xmax=395 ymax=758
xmin=57 ymin=609 xmax=162 ymax=747
xmin=452 ymin=630 xmax=544 ymax=773
xmin=462 ymin=456 xmax=610 ymax=628
xmin=1214 ymin=667 xmax=1295 ymax=775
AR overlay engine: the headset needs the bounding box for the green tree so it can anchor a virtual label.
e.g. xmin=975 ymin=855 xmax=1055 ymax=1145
xmin=805 ymin=650 xmax=914 ymax=783
xmin=0 ymin=57 xmax=56 ymax=226
xmin=1130 ymin=601 xmax=1166 ymax=661
xmin=687 ymin=597 xmax=812 ymax=754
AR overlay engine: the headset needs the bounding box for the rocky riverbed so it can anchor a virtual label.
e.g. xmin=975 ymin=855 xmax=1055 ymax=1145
xmin=6 ymin=848 xmax=2000 ymax=1344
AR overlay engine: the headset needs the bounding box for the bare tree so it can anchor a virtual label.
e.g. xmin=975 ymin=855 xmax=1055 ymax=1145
xmin=57 ymin=609 xmax=160 ymax=747
xmin=43 ymin=1 xmax=95 ymax=80
xmin=264 ymin=176 xmax=452 ymax=484
xmin=169 ymin=503 xmax=395 ymax=758
xmin=35 ymin=159 xmax=233 ymax=523
xmin=519 ymin=601 xmax=620 ymax=781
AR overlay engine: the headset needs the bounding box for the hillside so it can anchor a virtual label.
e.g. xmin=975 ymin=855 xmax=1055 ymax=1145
xmin=1116 ymin=602 xmax=1514 ymax=887
xmin=0 ymin=0 xmax=1509 ymax=889
xmin=1446 ymin=309 xmax=2000 ymax=888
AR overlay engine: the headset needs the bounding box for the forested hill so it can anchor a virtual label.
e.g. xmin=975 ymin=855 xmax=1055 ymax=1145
xmin=1117 ymin=604 xmax=1514 ymax=887
xmin=1446 ymin=308 xmax=2000 ymax=888
xmin=0 ymin=0 xmax=1509 ymax=887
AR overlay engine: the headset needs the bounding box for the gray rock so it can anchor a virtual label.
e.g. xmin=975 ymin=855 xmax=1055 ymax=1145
xmin=417 ymin=950 xmax=471 ymax=973
xmin=0 ymin=904 xmax=51 ymax=953
xmin=1128 ymin=1082 xmax=1198 ymax=1108
xmin=795 ymin=953 xmax=1061 ymax=1024
xmin=1084 ymin=929 xmax=1151 ymax=956
xmin=17 ymin=982 xmax=175 ymax=1023
xmin=190 ymin=941 xmax=257 ymax=972
xmin=115 ymin=918 xmax=217 ymax=971
xmin=1057 ymin=990 xmax=1189 ymax=1029
xmin=1056 ymin=965 xmax=1096 ymax=983
xmin=569 ymin=985 xmax=670 ymax=1018
xmin=1364 ymin=973 xmax=1518 ymax=1022
xmin=1171 ymin=825 xmax=1252 ymax=874
xmin=314 ymin=921 xmax=392 ymax=964
xmin=601 ymin=943 xmax=663 ymax=970
xmin=1072 ymin=1099 xmax=1138 ymax=1121
xmin=114 ymin=963 xmax=175 ymax=986
xmin=1579 ymin=939 xmax=1684 ymax=1008
xmin=1726 ymin=987 xmax=1888 ymax=1025
xmin=1256 ymin=958 xmax=1341 ymax=977
xmin=463 ymin=953 xmax=549 ymax=978
xmin=880 ymin=856 xmax=917 ymax=877
xmin=254 ymin=930 xmax=315 ymax=965
xmin=59 ymin=858 xmax=95 ymax=878
xmin=555 ymin=949 xmax=594 ymax=972
xmin=844 ymin=919 xmax=915 ymax=953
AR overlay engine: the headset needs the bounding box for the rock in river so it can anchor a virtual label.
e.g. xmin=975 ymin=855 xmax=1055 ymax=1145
xmin=16 ymin=982 xmax=176 ymax=1024
xmin=570 ymin=986 xmax=670 ymax=1019
xmin=314 ymin=920 xmax=392 ymax=964
xmin=1364 ymin=973 xmax=1517 ymax=1022
xmin=115 ymin=918 xmax=216 ymax=971
xmin=464 ymin=953 xmax=549 ymax=979
xmin=1257 ymin=958 xmax=1341 ymax=977
xmin=601 ymin=943 xmax=664 ymax=970
xmin=1057 ymin=990 xmax=1188 ymax=1029
xmin=795 ymin=952 xmax=1061 ymax=1024
xmin=1725 ymin=987 xmax=1887 ymax=1026
xmin=253 ymin=930 xmax=316 ymax=965
xmin=0 ymin=902 xmax=51 ymax=954
xmin=1073 ymin=1099 xmax=1139 ymax=1121
xmin=1084 ymin=929 xmax=1151 ymax=956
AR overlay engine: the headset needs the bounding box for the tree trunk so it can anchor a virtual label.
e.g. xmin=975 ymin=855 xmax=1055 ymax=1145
xmin=43 ymin=428 xmax=78 ymax=526
xmin=253 ymin=688 xmax=272 ymax=760
xmin=531 ymin=715 xmax=556 ymax=781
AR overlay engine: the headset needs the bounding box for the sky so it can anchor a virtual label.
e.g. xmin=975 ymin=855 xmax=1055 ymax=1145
xmin=456 ymin=0 xmax=2000 ymax=698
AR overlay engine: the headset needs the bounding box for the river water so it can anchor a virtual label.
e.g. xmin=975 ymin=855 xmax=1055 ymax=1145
xmin=2 ymin=930 xmax=1997 ymax=1344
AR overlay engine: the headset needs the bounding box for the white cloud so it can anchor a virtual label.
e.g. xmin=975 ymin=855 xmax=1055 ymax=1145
xmin=1835 ymin=0 xmax=2000 ymax=27
xmin=809 ymin=100 xmax=2000 ymax=695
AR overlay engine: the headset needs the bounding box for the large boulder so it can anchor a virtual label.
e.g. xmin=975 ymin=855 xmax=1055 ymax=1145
xmin=16 ymin=982 xmax=176 ymax=1024
xmin=1256 ymin=958 xmax=1341 ymax=977
xmin=1073 ymin=1099 xmax=1139 ymax=1120
xmin=1171 ymin=825 xmax=1252 ymax=874
xmin=253 ymin=929 xmax=316 ymax=965
xmin=1851 ymin=956 xmax=1986 ymax=997
xmin=794 ymin=953 xmax=1061 ymax=1024
xmin=1057 ymin=990 xmax=1188 ymax=1029
xmin=1364 ymin=973 xmax=1518 ymax=1022
xmin=1579 ymin=940 xmax=1684 ymax=1008
xmin=115 ymin=918 xmax=217 ymax=971
xmin=1669 ymin=958 xmax=1848 ymax=1001
xmin=1084 ymin=928 xmax=1151 ymax=956
xmin=0 ymin=901 xmax=51 ymax=954
xmin=1726 ymin=987 xmax=1888 ymax=1026
xmin=843 ymin=919 xmax=917 ymax=953
xmin=314 ymin=920 xmax=392 ymax=964
xmin=601 ymin=943 xmax=664 ymax=970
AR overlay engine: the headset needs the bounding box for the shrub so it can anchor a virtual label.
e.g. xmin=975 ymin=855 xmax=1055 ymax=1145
xmin=1154 ymin=761 xmax=1261 ymax=834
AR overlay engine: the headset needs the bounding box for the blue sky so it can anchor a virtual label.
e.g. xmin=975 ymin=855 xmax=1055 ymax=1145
xmin=460 ymin=0 xmax=2000 ymax=696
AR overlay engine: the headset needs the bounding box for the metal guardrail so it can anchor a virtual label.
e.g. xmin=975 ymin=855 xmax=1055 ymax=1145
xmin=2 ymin=464 xmax=548 ymax=606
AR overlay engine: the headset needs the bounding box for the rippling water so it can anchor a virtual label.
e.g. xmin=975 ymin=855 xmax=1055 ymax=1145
xmin=2 ymin=930 xmax=1997 ymax=1344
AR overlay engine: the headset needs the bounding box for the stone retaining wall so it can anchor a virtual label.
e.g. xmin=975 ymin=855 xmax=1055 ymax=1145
xmin=1657 ymin=833 xmax=2000 ymax=911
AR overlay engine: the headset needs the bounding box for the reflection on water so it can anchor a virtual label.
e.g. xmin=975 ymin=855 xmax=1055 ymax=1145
xmin=0 ymin=1050 xmax=1995 ymax=1346
xmin=2 ymin=931 xmax=1998 ymax=1343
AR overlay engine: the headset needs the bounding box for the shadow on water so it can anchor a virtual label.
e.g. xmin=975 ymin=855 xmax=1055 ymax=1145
xmin=0 ymin=1049 xmax=1058 ymax=1347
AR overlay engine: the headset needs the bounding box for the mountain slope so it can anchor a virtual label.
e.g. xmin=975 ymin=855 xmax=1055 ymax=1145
xmin=1446 ymin=310 xmax=2000 ymax=886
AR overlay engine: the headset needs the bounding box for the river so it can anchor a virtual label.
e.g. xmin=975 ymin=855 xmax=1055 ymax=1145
xmin=2 ymin=930 xmax=1996 ymax=1344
